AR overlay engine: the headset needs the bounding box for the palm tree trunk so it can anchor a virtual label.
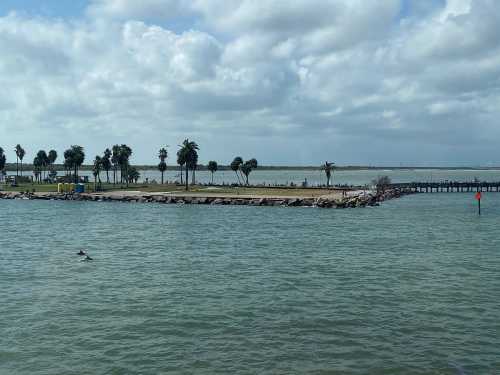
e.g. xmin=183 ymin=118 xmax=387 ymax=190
xmin=161 ymin=172 xmax=164 ymax=184
xmin=180 ymin=165 xmax=183 ymax=184
xmin=20 ymin=160 xmax=23 ymax=176
xmin=106 ymin=170 xmax=110 ymax=184
xmin=16 ymin=156 xmax=18 ymax=177
xmin=185 ymin=166 xmax=189 ymax=191
xmin=211 ymin=172 xmax=214 ymax=184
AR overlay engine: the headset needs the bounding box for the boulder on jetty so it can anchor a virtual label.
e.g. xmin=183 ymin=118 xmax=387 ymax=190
xmin=0 ymin=187 xmax=415 ymax=209
xmin=315 ymin=197 xmax=335 ymax=208
xmin=287 ymin=198 xmax=302 ymax=207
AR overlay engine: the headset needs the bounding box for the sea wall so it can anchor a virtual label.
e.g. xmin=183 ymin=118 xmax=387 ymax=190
xmin=0 ymin=189 xmax=415 ymax=208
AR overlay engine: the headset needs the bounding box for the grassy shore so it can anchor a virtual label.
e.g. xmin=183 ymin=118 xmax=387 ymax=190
xmin=0 ymin=182 xmax=348 ymax=198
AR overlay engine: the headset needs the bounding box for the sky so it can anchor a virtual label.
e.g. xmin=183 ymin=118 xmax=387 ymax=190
xmin=0 ymin=0 xmax=499 ymax=166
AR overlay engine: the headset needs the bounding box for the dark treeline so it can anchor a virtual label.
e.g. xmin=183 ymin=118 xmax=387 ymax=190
xmin=2 ymin=141 xmax=340 ymax=190
xmin=0 ymin=140 xmax=262 ymax=191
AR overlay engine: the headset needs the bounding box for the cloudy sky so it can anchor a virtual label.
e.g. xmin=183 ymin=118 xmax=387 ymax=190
xmin=0 ymin=0 xmax=499 ymax=166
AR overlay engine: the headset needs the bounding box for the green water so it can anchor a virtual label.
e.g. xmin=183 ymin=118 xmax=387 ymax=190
xmin=1 ymin=194 xmax=500 ymax=374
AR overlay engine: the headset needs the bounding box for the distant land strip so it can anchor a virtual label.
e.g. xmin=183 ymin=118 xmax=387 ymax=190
xmin=4 ymin=163 xmax=500 ymax=172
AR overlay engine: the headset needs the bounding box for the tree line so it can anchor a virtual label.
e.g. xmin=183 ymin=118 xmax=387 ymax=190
xmin=1 ymin=143 xmax=335 ymax=188
xmin=155 ymin=140 xmax=260 ymax=190
xmin=0 ymin=140 xmax=261 ymax=191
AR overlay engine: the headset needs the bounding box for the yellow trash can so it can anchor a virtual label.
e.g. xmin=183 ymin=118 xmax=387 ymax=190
xmin=57 ymin=183 xmax=63 ymax=193
xmin=70 ymin=183 xmax=75 ymax=193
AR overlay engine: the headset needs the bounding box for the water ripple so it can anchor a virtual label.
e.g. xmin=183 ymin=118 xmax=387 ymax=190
xmin=1 ymin=195 xmax=500 ymax=374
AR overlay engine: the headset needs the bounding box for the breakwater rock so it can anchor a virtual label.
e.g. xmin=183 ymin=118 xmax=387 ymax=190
xmin=0 ymin=188 xmax=415 ymax=208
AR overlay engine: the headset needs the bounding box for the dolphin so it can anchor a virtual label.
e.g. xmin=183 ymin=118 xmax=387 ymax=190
xmin=449 ymin=362 xmax=467 ymax=375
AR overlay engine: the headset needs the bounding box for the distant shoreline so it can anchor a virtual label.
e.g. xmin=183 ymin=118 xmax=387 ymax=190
xmin=4 ymin=163 xmax=500 ymax=172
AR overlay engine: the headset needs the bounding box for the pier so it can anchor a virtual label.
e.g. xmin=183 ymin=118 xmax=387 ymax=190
xmin=388 ymin=181 xmax=500 ymax=193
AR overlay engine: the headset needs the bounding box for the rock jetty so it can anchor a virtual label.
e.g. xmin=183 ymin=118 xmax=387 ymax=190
xmin=0 ymin=188 xmax=414 ymax=208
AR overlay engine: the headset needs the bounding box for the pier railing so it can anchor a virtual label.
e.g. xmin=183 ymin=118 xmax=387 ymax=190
xmin=388 ymin=182 xmax=500 ymax=193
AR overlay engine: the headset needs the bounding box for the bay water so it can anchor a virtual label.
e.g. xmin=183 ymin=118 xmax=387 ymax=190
xmin=27 ymin=168 xmax=500 ymax=186
xmin=1 ymin=192 xmax=500 ymax=374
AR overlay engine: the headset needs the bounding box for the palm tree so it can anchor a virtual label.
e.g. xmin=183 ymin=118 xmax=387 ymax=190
xmin=118 ymin=145 xmax=132 ymax=187
xmin=158 ymin=147 xmax=168 ymax=184
xmin=102 ymin=148 xmax=112 ymax=183
xmin=0 ymin=148 xmax=6 ymax=183
xmin=63 ymin=150 xmax=72 ymax=178
xmin=15 ymin=144 xmax=25 ymax=177
xmin=72 ymin=146 xmax=85 ymax=183
xmin=240 ymin=158 xmax=258 ymax=185
xmin=47 ymin=150 xmax=57 ymax=181
xmin=158 ymin=161 xmax=167 ymax=184
xmin=231 ymin=157 xmax=243 ymax=184
xmin=207 ymin=161 xmax=218 ymax=184
xmin=64 ymin=146 xmax=85 ymax=183
xmin=178 ymin=139 xmax=199 ymax=191
xmin=189 ymin=151 xmax=198 ymax=185
xmin=322 ymin=161 xmax=334 ymax=188
xmin=177 ymin=149 xmax=185 ymax=185
xmin=111 ymin=145 xmax=120 ymax=185
xmin=18 ymin=146 xmax=26 ymax=177
xmin=15 ymin=145 xmax=19 ymax=177
xmin=48 ymin=150 xmax=58 ymax=165
xmin=248 ymin=158 xmax=258 ymax=169
xmin=33 ymin=156 xmax=42 ymax=183
xmin=93 ymin=156 xmax=102 ymax=191
xmin=36 ymin=150 xmax=49 ymax=182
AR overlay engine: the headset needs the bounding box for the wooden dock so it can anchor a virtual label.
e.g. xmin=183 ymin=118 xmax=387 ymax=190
xmin=389 ymin=182 xmax=500 ymax=193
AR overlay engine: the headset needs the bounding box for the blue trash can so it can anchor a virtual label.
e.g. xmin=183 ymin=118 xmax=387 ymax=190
xmin=75 ymin=183 xmax=85 ymax=193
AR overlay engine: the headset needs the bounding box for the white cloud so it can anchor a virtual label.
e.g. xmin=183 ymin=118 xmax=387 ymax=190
xmin=1 ymin=1 xmax=500 ymax=164
xmin=439 ymin=0 xmax=471 ymax=21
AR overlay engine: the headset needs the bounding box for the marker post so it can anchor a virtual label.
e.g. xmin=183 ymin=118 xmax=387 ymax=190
xmin=475 ymin=192 xmax=482 ymax=215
